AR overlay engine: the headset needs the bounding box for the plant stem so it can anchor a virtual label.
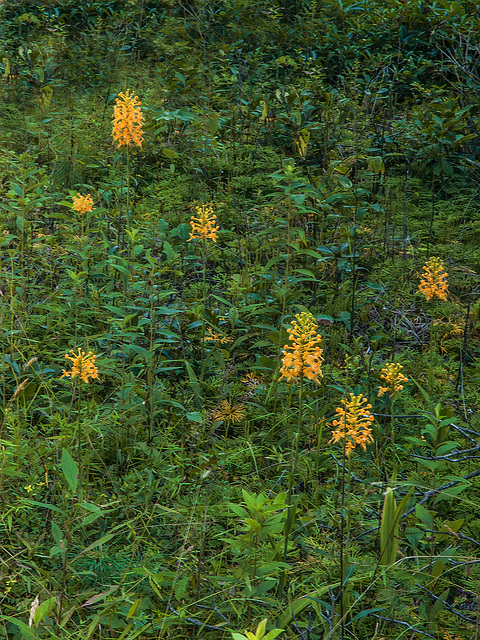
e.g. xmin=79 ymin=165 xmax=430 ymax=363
xmin=429 ymin=300 xmax=435 ymax=399
xmin=77 ymin=380 xmax=83 ymax=502
xmin=279 ymin=377 xmax=303 ymax=600
xmin=200 ymin=241 xmax=207 ymax=386
xmin=126 ymin=145 xmax=131 ymax=236
xmin=339 ymin=432 xmax=346 ymax=640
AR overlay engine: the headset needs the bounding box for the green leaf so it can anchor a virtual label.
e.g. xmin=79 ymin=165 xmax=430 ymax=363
xmin=367 ymin=155 xmax=385 ymax=175
xmin=34 ymin=597 xmax=57 ymax=627
xmin=416 ymin=502 xmax=434 ymax=529
xmin=175 ymin=71 xmax=186 ymax=85
xmin=117 ymin=622 xmax=135 ymax=640
xmin=14 ymin=381 xmax=38 ymax=403
xmin=78 ymin=532 xmax=115 ymax=557
xmin=416 ymin=458 xmax=443 ymax=472
xmin=296 ymin=128 xmax=310 ymax=158
xmin=380 ymin=488 xmax=397 ymax=565
xmin=163 ymin=240 xmax=178 ymax=262
xmin=85 ymin=615 xmax=101 ymax=640
xmin=174 ymin=574 xmax=189 ymax=600
xmin=436 ymin=483 xmax=469 ymax=501
xmin=126 ymin=599 xmax=141 ymax=621
xmin=349 ymin=607 xmax=386 ymax=623
xmin=262 ymin=256 xmax=285 ymax=272
xmin=23 ymin=500 xmax=64 ymax=514
xmin=229 ymin=503 xmax=249 ymax=518
xmin=162 ymin=147 xmax=180 ymax=160
xmin=207 ymin=112 xmax=219 ymax=135
xmin=184 ymin=360 xmax=202 ymax=407
xmin=258 ymin=356 xmax=277 ymax=371
xmin=61 ymin=448 xmax=78 ymax=493
xmin=294 ymin=268 xmax=317 ymax=279
xmin=337 ymin=175 xmax=352 ymax=188
xmin=279 ymin=583 xmax=340 ymax=628
xmin=111 ymin=263 xmax=131 ymax=276
xmin=1 ymin=617 xmax=35 ymax=640
xmin=81 ymin=502 xmax=102 ymax=513
xmin=186 ymin=411 xmax=203 ymax=423
xmin=52 ymin=522 xmax=63 ymax=545
xmin=411 ymin=378 xmax=432 ymax=405
xmin=82 ymin=512 xmax=103 ymax=526
xmin=256 ymin=619 xmax=267 ymax=639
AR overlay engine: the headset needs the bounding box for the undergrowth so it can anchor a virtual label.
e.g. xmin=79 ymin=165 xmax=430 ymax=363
xmin=1 ymin=1 xmax=480 ymax=639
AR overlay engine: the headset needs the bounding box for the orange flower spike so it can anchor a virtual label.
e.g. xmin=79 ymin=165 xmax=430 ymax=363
xmin=61 ymin=348 xmax=99 ymax=383
xmin=188 ymin=203 xmax=219 ymax=242
xmin=279 ymin=312 xmax=323 ymax=384
xmin=378 ymin=362 xmax=409 ymax=398
xmin=418 ymin=257 xmax=449 ymax=301
xmin=329 ymin=393 xmax=374 ymax=455
xmin=112 ymin=90 xmax=144 ymax=148
xmin=72 ymin=193 xmax=94 ymax=215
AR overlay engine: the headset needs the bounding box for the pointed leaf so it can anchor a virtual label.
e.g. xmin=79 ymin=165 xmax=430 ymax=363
xmin=61 ymin=448 xmax=78 ymax=493
xmin=256 ymin=619 xmax=267 ymax=638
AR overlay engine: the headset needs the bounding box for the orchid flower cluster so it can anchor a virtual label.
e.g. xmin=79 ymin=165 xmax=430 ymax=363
xmin=279 ymin=312 xmax=323 ymax=384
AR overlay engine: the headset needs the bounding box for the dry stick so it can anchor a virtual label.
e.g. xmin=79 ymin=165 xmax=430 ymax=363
xmin=167 ymin=603 xmax=224 ymax=632
xmin=417 ymin=584 xmax=477 ymax=624
xmin=412 ymin=443 xmax=480 ymax=462
xmin=430 ymin=529 xmax=480 ymax=548
xmin=402 ymin=467 xmax=480 ymax=516
xmin=371 ymin=614 xmax=436 ymax=639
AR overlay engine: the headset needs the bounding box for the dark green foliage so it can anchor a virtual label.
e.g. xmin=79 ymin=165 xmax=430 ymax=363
xmin=2 ymin=1 xmax=480 ymax=639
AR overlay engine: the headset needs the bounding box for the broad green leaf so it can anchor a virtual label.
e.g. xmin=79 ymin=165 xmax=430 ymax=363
xmin=186 ymin=411 xmax=203 ymax=423
xmin=255 ymin=619 xmax=267 ymax=638
xmin=162 ymin=147 xmax=180 ymax=160
xmin=33 ymin=597 xmax=57 ymax=627
xmin=416 ymin=502 xmax=434 ymax=529
xmin=61 ymin=448 xmax=78 ymax=493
